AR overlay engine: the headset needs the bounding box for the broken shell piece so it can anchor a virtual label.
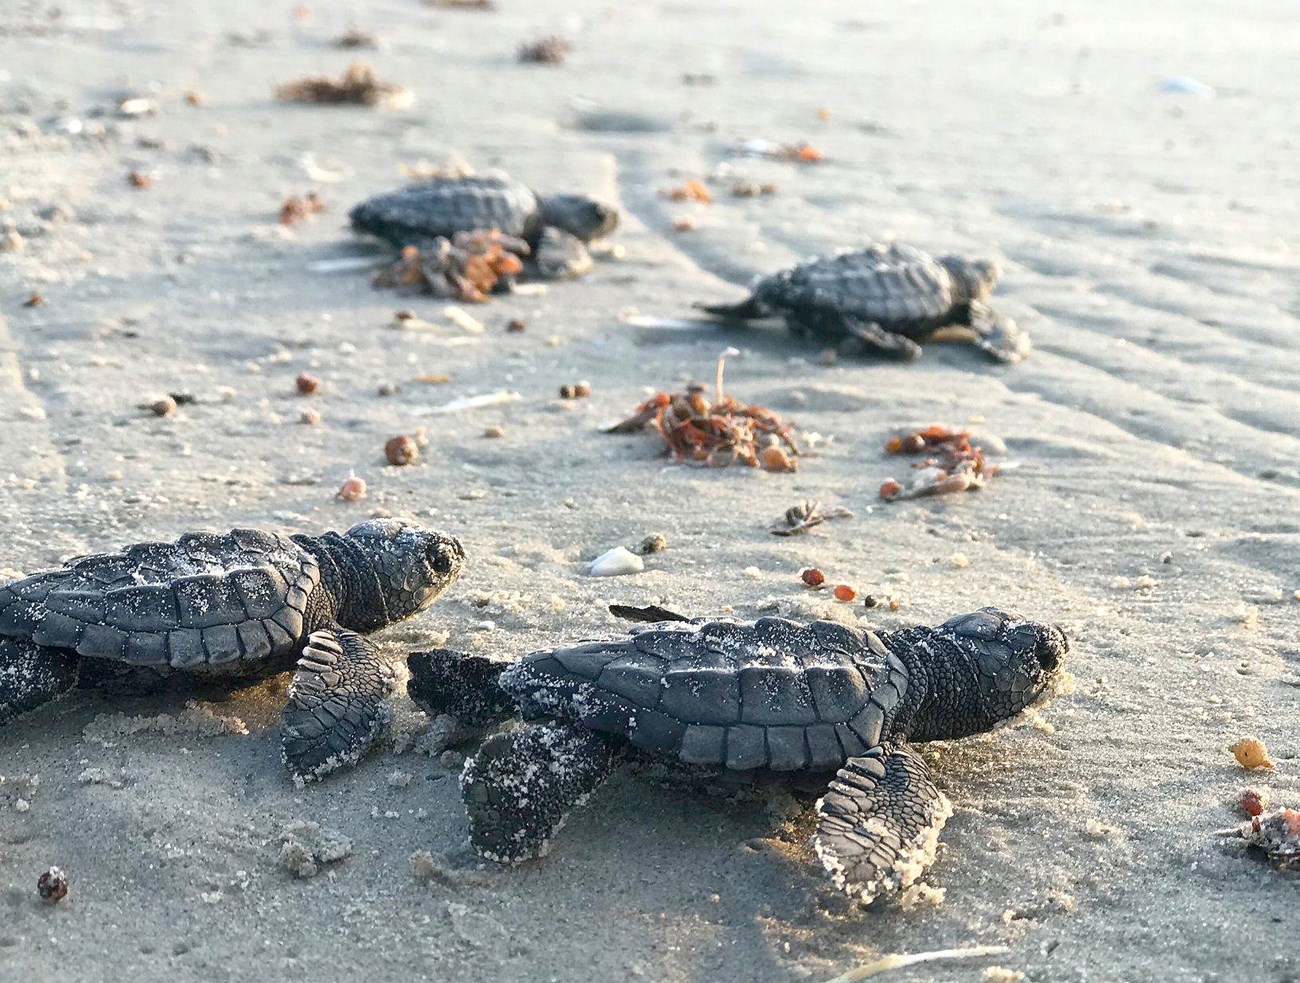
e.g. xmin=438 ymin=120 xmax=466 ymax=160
xmin=1231 ymin=737 xmax=1275 ymax=771
xmin=588 ymin=547 xmax=645 ymax=577
xmin=1220 ymin=808 xmax=1300 ymax=868
xmin=337 ymin=476 xmax=367 ymax=501
xmin=770 ymin=499 xmax=853 ymax=537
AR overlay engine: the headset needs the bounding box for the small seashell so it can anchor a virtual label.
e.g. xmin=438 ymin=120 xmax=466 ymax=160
xmin=385 ymin=435 xmax=419 ymax=466
xmin=37 ymin=867 xmax=68 ymax=903
xmin=800 ymin=567 xmax=825 ymax=588
xmin=833 ymin=584 xmax=857 ymax=602
xmin=300 ymin=409 xmax=321 ymax=426
xmin=296 ymin=372 xmax=321 ymax=395
xmin=1231 ymin=737 xmax=1274 ymax=771
xmin=760 ymin=445 xmax=795 ymax=472
xmin=148 ymin=396 xmax=177 ymax=417
xmin=1240 ymin=788 xmax=1269 ymax=817
xmin=337 ymin=476 xmax=367 ymax=501
xmin=588 ymin=547 xmax=644 ymax=577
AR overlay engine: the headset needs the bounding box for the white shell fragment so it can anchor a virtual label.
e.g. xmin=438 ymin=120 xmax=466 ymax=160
xmin=587 ymin=547 xmax=644 ymax=577
xmin=422 ymin=391 xmax=522 ymax=415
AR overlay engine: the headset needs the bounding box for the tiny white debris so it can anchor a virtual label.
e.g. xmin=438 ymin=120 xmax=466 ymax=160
xmin=300 ymin=153 xmax=352 ymax=183
xmin=1111 ymin=576 xmax=1131 ymax=589
xmin=620 ymin=313 xmax=720 ymax=330
xmin=950 ymin=552 xmax=970 ymax=569
xmin=443 ymin=306 xmax=486 ymax=334
xmin=307 ymin=256 xmax=383 ymax=275
xmin=15 ymin=798 xmax=30 ymax=812
xmin=742 ymin=566 xmax=762 ymax=578
xmin=388 ymin=770 xmax=413 ymax=788
xmin=1135 ymin=575 xmax=1158 ymax=590
xmin=423 ymin=391 xmax=521 ymax=416
xmin=588 ymin=546 xmax=644 ymax=577
xmin=510 ymin=283 xmax=548 ymax=297
xmin=1160 ymin=75 xmax=1216 ymax=98
xmin=117 ymin=97 xmax=158 ymax=116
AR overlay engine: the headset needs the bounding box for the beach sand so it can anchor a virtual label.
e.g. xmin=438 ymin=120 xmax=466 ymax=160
xmin=2 ymin=1 xmax=1298 ymax=980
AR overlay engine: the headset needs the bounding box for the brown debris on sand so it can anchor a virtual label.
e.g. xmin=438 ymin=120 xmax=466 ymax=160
xmin=372 ymin=230 xmax=527 ymax=303
xmin=770 ymin=499 xmax=853 ymax=536
xmin=517 ymin=36 xmax=571 ymax=65
xmin=880 ymin=424 xmax=996 ymax=501
xmin=279 ymin=192 xmax=326 ymax=225
xmin=607 ymin=352 xmax=802 ymax=471
xmin=1219 ymin=808 xmax=1300 ymax=869
xmin=275 ymin=61 xmax=411 ymax=108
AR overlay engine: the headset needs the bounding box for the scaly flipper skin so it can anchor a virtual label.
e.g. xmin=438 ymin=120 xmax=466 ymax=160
xmin=407 ymin=648 xmax=515 ymax=730
xmin=838 ymin=315 xmax=924 ymax=361
xmin=967 ymin=300 xmax=1031 ymax=364
xmin=461 ymin=722 xmax=620 ymax=864
xmin=0 ymin=636 xmax=80 ymax=725
xmin=282 ymin=628 xmax=397 ymax=784
xmin=814 ymin=744 xmax=953 ymax=903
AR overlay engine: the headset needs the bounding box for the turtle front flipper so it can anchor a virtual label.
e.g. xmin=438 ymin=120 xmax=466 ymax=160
xmin=461 ymin=722 xmax=620 ymax=864
xmin=533 ymin=227 xmax=594 ymax=280
xmin=967 ymin=301 xmax=1031 ymax=364
xmin=0 ymin=637 xmax=80 ymax=726
xmin=407 ymin=648 xmax=516 ymax=730
xmin=281 ymin=627 xmax=396 ymax=784
xmin=814 ymin=743 xmax=953 ymax=903
xmin=839 ymin=316 xmax=924 ymax=361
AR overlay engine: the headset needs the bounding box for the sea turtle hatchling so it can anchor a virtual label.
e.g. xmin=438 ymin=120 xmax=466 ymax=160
xmin=349 ymin=172 xmax=620 ymax=281
xmin=407 ymin=606 xmax=1068 ymax=902
xmin=0 ymin=519 xmax=464 ymax=783
xmin=698 ymin=241 xmax=1031 ymax=363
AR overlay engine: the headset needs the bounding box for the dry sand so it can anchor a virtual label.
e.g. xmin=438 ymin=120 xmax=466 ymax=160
xmin=2 ymin=1 xmax=1299 ymax=980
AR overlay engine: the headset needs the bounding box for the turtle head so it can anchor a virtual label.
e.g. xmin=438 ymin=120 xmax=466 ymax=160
xmin=340 ymin=519 xmax=465 ymax=629
xmin=540 ymin=194 xmax=620 ymax=242
xmin=906 ymin=607 xmax=1068 ymax=740
xmin=938 ymin=255 xmax=1001 ymax=303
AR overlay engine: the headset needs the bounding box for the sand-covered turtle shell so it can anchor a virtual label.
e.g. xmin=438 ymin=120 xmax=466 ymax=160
xmin=0 ymin=529 xmax=320 ymax=668
xmin=501 ymin=617 xmax=914 ymax=772
xmin=349 ymin=174 xmax=544 ymax=247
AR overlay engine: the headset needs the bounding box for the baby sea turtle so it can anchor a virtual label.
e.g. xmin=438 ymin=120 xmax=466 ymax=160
xmin=349 ymin=173 xmax=620 ymax=280
xmin=698 ymin=241 xmax=1031 ymax=363
xmin=0 ymin=519 xmax=464 ymax=783
xmin=407 ymin=606 xmax=1068 ymax=902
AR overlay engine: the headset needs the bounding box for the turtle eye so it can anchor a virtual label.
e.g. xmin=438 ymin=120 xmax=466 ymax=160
xmin=429 ymin=546 xmax=454 ymax=575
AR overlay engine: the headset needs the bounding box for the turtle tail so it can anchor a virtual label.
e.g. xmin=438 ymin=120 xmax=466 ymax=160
xmin=0 ymin=637 xmax=81 ymax=727
xmin=694 ymin=294 xmax=766 ymax=321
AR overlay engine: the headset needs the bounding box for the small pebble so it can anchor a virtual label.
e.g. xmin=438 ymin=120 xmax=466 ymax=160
xmin=833 ymin=584 xmax=857 ymax=602
xmin=296 ymin=372 xmax=321 ymax=395
xmin=128 ymin=171 xmax=152 ymax=188
xmin=635 ymin=533 xmax=667 ymax=555
xmin=588 ymin=546 xmax=645 ymax=577
xmin=394 ymin=309 xmax=417 ymax=322
xmin=800 ymin=567 xmax=825 ymax=588
xmin=862 ymin=595 xmax=879 ymax=609
xmin=671 ymin=216 xmax=698 ymax=232
xmin=385 ymin=435 xmax=419 ymax=466
xmin=559 ymin=381 xmax=592 ymax=399
xmin=37 ymin=867 xmax=68 ymax=903
xmin=760 ymin=445 xmax=796 ymax=472
xmin=300 ymin=409 xmax=321 ymax=426
xmin=482 ymin=425 xmax=504 ymax=439
xmin=22 ymin=292 xmax=44 ymax=308
xmin=148 ymin=396 xmax=177 ymax=417
xmin=337 ymin=476 xmax=367 ymax=501
xmin=506 ymin=318 xmax=527 ymax=333
xmin=1135 ymin=575 xmax=1157 ymax=590
xmin=951 ymin=552 xmax=970 ymax=568
xmin=1231 ymin=737 xmax=1274 ymax=771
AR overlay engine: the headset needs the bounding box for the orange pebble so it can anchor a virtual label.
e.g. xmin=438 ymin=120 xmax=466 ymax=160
xmin=879 ymin=478 xmax=902 ymax=500
xmin=800 ymin=567 xmax=825 ymax=588
xmin=833 ymin=584 xmax=857 ymax=602
xmin=1240 ymin=788 xmax=1269 ymax=817
xmin=296 ymin=372 xmax=321 ymax=395
xmin=384 ymin=435 xmax=419 ymax=466
xmin=760 ymin=445 xmax=796 ymax=472
xmin=337 ymin=476 xmax=367 ymax=501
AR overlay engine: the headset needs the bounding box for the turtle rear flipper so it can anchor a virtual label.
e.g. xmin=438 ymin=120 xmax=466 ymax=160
xmin=533 ymin=227 xmax=594 ymax=280
xmin=0 ymin=638 xmax=80 ymax=726
xmin=281 ymin=627 xmax=396 ymax=784
xmin=695 ymin=295 xmax=767 ymax=320
xmin=839 ymin=316 xmax=924 ymax=361
xmin=461 ymin=723 xmax=620 ymax=864
xmin=406 ymin=648 xmax=515 ymax=730
xmin=967 ymin=301 xmax=1031 ymax=364
xmin=814 ymin=743 xmax=953 ymax=903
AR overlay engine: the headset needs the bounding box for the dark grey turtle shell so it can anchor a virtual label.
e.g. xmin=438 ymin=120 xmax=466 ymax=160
xmin=349 ymin=174 xmax=544 ymax=248
xmin=500 ymin=618 xmax=909 ymax=772
xmin=754 ymin=242 xmax=965 ymax=336
xmin=0 ymin=530 xmax=319 ymax=668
